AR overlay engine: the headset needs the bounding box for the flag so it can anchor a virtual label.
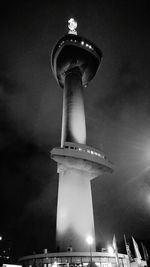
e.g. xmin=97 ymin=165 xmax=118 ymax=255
xmin=141 ymin=243 xmax=149 ymax=262
xmin=112 ymin=234 xmax=119 ymax=267
xmin=124 ymin=235 xmax=133 ymax=262
xmin=132 ymin=237 xmax=142 ymax=266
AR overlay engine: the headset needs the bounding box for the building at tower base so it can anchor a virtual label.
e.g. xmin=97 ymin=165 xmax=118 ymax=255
xmin=19 ymin=251 xmax=145 ymax=267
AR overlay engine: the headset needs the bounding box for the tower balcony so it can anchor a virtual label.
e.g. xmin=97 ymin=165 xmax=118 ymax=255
xmin=51 ymin=142 xmax=113 ymax=179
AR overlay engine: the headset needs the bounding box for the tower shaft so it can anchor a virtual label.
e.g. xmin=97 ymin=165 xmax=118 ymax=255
xmin=56 ymin=168 xmax=95 ymax=252
xmin=61 ymin=67 xmax=86 ymax=146
xmin=56 ymin=67 xmax=95 ymax=252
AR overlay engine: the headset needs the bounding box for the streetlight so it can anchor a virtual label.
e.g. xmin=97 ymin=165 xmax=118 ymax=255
xmin=0 ymin=236 xmax=2 ymax=241
xmin=107 ymin=245 xmax=114 ymax=256
xmin=86 ymin=236 xmax=94 ymax=266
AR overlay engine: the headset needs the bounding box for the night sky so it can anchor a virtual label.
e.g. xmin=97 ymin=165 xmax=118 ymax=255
xmin=0 ymin=0 xmax=150 ymax=259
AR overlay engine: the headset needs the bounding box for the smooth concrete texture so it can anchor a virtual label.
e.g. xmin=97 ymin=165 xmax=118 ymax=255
xmin=56 ymin=167 xmax=95 ymax=252
xmin=61 ymin=68 xmax=86 ymax=146
xmin=56 ymin=67 xmax=97 ymax=251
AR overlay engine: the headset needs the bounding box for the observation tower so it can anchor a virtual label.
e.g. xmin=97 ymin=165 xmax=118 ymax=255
xmin=51 ymin=18 xmax=113 ymax=252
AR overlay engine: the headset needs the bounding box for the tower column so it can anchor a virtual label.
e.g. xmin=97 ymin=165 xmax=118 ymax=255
xmin=57 ymin=66 xmax=95 ymax=251
xmin=56 ymin=167 xmax=96 ymax=252
xmin=61 ymin=67 xmax=86 ymax=146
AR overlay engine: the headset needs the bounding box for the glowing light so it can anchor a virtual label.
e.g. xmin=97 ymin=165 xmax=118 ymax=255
xmin=107 ymin=245 xmax=114 ymax=256
xmin=68 ymin=18 xmax=77 ymax=35
xmin=52 ymin=261 xmax=58 ymax=267
xmin=86 ymin=235 xmax=94 ymax=245
xmin=0 ymin=236 xmax=2 ymax=241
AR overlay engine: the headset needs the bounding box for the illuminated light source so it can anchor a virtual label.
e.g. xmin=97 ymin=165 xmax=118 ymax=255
xmin=107 ymin=245 xmax=114 ymax=256
xmin=86 ymin=235 xmax=94 ymax=245
xmin=68 ymin=18 xmax=77 ymax=35
xmin=52 ymin=261 xmax=58 ymax=267
xmin=86 ymin=236 xmax=94 ymax=264
xmin=0 ymin=236 xmax=2 ymax=241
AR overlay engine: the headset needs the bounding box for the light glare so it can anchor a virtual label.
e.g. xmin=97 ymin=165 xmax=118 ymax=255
xmin=86 ymin=235 xmax=94 ymax=245
xmin=107 ymin=245 xmax=114 ymax=256
xmin=68 ymin=18 xmax=77 ymax=35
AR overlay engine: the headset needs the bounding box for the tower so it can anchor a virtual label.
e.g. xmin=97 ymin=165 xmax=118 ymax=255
xmin=51 ymin=19 xmax=113 ymax=252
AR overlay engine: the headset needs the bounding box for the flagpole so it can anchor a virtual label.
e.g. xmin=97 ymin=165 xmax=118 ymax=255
xmin=132 ymin=236 xmax=142 ymax=267
xmin=124 ymin=235 xmax=131 ymax=267
xmin=141 ymin=242 xmax=149 ymax=266
xmin=112 ymin=234 xmax=119 ymax=267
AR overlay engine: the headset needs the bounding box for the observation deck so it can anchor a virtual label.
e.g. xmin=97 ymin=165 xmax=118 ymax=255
xmin=51 ymin=34 xmax=102 ymax=88
xmin=51 ymin=142 xmax=113 ymax=178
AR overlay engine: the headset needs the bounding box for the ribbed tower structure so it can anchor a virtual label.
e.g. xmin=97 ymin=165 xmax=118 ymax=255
xmin=51 ymin=19 xmax=113 ymax=252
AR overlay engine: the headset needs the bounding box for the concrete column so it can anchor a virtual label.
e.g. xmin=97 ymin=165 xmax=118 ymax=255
xmin=56 ymin=168 xmax=96 ymax=252
xmin=56 ymin=67 xmax=96 ymax=252
xmin=61 ymin=67 xmax=86 ymax=146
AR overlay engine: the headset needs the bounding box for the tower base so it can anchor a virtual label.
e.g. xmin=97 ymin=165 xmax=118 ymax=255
xmin=56 ymin=167 xmax=96 ymax=252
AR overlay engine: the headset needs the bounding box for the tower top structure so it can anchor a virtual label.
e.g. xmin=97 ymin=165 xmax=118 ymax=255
xmin=51 ymin=21 xmax=102 ymax=88
xmin=68 ymin=18 xmax=77 ymax=35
